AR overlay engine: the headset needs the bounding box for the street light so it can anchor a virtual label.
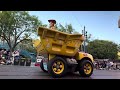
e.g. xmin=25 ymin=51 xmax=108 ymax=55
xmin=85 ymin=31 xmax=87 ymax=39
xmin=81 ymin=26 xmax=88 ymax=53
xmin=118 ymin=17 xmax=120 ymax=28
xmin=82 ymin=30 xmax=84 ymax=35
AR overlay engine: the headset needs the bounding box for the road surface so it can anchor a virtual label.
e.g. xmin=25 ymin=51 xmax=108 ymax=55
xmin=0 ymin=65 xmax=120 ymax=79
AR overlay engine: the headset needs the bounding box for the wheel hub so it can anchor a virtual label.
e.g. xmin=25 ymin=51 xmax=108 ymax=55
xmin=84 ymin=63 xmax=92 ymax=74
xmin=52 ymin=60 xmax=64 ymax=74
xmin=56 ymin=65 xmax=60 ymax=69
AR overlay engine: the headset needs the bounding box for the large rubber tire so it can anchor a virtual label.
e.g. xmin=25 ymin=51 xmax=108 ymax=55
xmin=47 ymin=57 xmax=68 ymax=78
xmin=40 ymin=59 xmax=48 ymax=72
xmin=78 ymin=60 xmax=93 ymax=77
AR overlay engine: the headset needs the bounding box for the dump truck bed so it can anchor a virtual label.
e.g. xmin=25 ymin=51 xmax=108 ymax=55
xmin=37 ymin=27 xmax=84 ymax=57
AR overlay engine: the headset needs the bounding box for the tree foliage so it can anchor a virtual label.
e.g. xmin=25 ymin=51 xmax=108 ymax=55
xmin=18 ymin=39 xmax=36 ymax=53
xmin=117 ymin=44 xmax=120 ymax=52
xmin=56 ymin=23 xmax=75 ymax=34
xmin=87 ymin=39 xmax=118 ymax=59
xmin=0 ymin=11 xmax=42 ymax=54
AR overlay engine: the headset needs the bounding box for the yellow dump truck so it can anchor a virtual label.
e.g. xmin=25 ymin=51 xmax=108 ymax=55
xmin=35 ymin=26 xmax=94 ymax=78
xmin=32 ymin=39 xmax=41 ymax=55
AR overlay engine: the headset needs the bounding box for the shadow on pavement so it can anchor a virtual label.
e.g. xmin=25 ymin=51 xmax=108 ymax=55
xmin=51 ymin=72 xmax=93 ymax=79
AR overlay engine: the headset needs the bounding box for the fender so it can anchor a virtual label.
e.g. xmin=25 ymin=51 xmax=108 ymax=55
xmin=75 ymin=52 xmax=94 ymax=62
xmin=49 ymin=54 xmax=56 ymax=60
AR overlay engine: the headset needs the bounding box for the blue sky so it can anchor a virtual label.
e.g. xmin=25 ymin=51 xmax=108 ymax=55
xmin=29 ymin=11 xmax=120 ymax=44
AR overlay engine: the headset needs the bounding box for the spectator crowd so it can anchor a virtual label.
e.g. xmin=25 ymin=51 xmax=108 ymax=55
xmin=0 ymin=49 xmax=20 ymax=65
xmin=94 ymin=60 xmax=120 ymax=70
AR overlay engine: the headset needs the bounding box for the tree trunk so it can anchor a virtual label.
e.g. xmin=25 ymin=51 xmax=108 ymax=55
xmin=9 ymin=47 xmax=15 ymax=58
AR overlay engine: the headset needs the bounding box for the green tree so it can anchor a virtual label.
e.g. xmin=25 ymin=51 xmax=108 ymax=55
xmin=18 ymin=39 xmax=36 ymax=53
xmin=73 ymin=31 xmax=80 ymax=34
xmin=117 ymin=44 xmax=120 ymax=52
xmin=87 ymin=39 xmax=118 ymax=59
xmin=57 ymin=23 xmax=75 ymax=34
xmin=65 ymin=24 xmax=75 ymax=34
xmin=58 ymin=23 xmax=67 ymax=32
xmin=86 ymin=34 xmax=92 ymax=43
xmin=41 ymin=24 xmax=47 ymax=27
xmin=0 ymin=11 xmax=42 ymax=55
xmin=80 ymin=33 xmax=92 ymax=51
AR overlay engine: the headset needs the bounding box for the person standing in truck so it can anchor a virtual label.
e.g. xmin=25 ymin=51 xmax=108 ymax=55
xmin=48 ymin=19 xmax=56 ymax=30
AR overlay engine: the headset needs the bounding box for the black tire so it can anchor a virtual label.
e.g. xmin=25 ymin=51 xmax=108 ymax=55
xmin=78 ymin=60 xmax=93 ymax=77
xmin=40 ymin=59 xmax=48 ymax=72
xmin=47 ymin=57 xmax=68 ymax=78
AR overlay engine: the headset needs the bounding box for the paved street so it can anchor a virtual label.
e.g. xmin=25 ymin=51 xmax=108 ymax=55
xmin=0 ymin=64 xmax=120 ymax=79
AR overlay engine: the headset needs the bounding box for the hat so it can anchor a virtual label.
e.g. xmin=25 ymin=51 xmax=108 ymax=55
xmin=48 ymin=19 xmax=56 ymax=24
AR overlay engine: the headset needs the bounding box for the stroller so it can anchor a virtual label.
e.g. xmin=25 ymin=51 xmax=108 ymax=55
xmin=6 ymin=51 xmax=13 ymax=65
xmin=6 ymin=56 xmax=12 ymax=65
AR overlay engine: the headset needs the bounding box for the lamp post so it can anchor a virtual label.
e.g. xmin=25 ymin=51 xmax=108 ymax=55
xmin=118 ymin=17 xmax=120 ymax=28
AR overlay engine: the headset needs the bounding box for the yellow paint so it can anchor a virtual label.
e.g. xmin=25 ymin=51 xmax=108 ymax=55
xmin=49 ymin=54 xmax=56 ymax=60
xmin=37 ymin=26 xmax=84 ymax=57
xmin=33 ymin=27 xmax=94 ymax=76
xmin=117 ymin=52 xmax=120 ymax=59
xmin=34 ymin=27 xmax=94 ymax=65
xmin=75 ymin=52 xmax=94 ymax=62
xmin=32 ymin=39 xmax=48 ymax=55
xmin=118 ymin=52 xmax=120 ymax=56
xmin=32 ymin=39 xmax=41 ymax=48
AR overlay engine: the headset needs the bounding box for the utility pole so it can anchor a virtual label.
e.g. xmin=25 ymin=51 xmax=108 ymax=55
xmin=118 ymin=17 xmax=120 ymax=28
xmin=83 ymin=26 xmax=86 ymax=52
xmin=82 ymin=26 xmax=88 ymax=53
